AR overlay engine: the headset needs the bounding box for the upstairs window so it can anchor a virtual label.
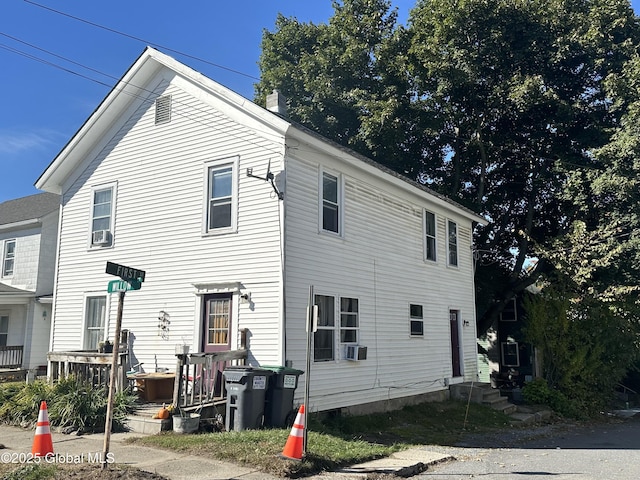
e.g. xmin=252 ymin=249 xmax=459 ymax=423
xmin=2 ymin=239 xmax=15 ymax=277
xmin=90 ymin=185 xmax=115 ymax=247
xmin=424 ymin=211 xmax=437 ymax=262
xmin=321 ymin=170 xmax=342 ymax=235
xmin=205 ymin=159 xmax=237 ymax=234
xmin=447 ymin=220 xmax=458 ymax=267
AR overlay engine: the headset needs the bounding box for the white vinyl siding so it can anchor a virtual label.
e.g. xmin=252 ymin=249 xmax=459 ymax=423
xmin=2 ymin=239 xmax=15 ymax=277
xmin=285 ymin=147 xmax=479 ymax=412
xmin=51 ymin=76 xmax=283 ymax=368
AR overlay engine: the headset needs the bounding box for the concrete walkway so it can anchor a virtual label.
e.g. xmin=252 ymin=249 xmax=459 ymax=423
xmin=0 ymin=424 xmax=452 ymax=479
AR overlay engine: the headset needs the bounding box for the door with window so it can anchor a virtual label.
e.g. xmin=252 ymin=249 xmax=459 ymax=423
xmin=450 ymin=310 xmax=462 ymax=377
xmin=201 ymin=294 xmax=232 ymax=397
xmin=202 ymin=294 xmax=232 ymax=353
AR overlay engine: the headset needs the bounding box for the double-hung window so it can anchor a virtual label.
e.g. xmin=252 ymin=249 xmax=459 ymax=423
xmin=205 ymin=158 xmax=237 ymax=234
xmin=410 ymin=304 xmax=424 ymax=336
xmin=84 ymin=296 xmax=106 ymax=350
xmin=90 ymin=185 xmax=115 ymax=247
xmin=424 ymin=211 xmax=437 ymax=262
xmin=2 ymin=239 xmax=15 ymax=277
xmin=321 ymin=170 xmax=342 ymax=235
xmin=0 ymin=315 xmax=8 ymax=347
xmin=447 ymin=220 xmax=458 ymax=267
xmin=314 ymin=295 xmax=335 ymax=362
xmin=314 ymin=295 xmax=360 ymax=362
xmin=340 ymin=298 xmax=359 ymax=343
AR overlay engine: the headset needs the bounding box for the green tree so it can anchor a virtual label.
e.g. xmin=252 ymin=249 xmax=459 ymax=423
xmin=256 ymin=0 xmax=640 ymax=338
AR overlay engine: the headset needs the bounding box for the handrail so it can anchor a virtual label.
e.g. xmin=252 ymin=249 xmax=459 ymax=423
xmin=0 ymin=345 xmax=23 ymax=369
xmin=172 ymin=349 xmax=248 ymax=409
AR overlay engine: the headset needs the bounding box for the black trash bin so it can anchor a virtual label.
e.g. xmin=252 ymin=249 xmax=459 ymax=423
xmin=262 ymin=365 xmax=304 ymax=428
xmin=223 ymin=366 xmax=273 ymax=431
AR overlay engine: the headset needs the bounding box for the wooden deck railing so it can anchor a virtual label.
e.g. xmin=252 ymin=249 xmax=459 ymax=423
xmin=47 ymin=350 xmax=129 ymax=392
xmin=172 ymin=349 xmax=248 ymax=410
xmin=0 ymin=345 xmax=23 ymax=369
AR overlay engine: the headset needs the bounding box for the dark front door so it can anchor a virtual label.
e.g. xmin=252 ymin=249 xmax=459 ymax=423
xmin=202 ymin=294 xmax=232 ymax=353
xmin=450 ymin=310 xmax=462 ymax=377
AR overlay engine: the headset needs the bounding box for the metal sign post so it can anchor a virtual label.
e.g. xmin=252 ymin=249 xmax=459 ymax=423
xmin=102 ymin=289 xmax=124 ymax=469
xmin=102 ymin=262 xmax=145 ymax=469
xmin=303 ymin=285 xmax=316 ymax=455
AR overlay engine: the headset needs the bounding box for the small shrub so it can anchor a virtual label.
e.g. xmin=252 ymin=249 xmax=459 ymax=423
xmin=0 ymin=378 xmax=138 ymax=432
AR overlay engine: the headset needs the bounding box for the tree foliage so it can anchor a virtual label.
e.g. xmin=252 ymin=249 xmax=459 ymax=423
xmin=257 ymin=0 xmax=640 ymax=383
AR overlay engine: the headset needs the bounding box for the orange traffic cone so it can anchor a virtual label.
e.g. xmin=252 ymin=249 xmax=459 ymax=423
xmin=32 ymin=401 xmax=54 ymax=457
xmin=281 ymin=404 xmax=305 ymax=461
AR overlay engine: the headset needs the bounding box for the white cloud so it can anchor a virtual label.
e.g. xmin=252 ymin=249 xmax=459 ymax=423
xmin=0 ymin=129 xmax=64 ymax=154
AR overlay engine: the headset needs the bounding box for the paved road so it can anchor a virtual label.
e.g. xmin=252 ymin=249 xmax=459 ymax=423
xmin=418 ymin=416 xmax=640 ymax=479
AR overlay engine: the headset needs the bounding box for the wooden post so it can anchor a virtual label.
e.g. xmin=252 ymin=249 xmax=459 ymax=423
xmin=102 ymin=290 xmax=125 ymax=469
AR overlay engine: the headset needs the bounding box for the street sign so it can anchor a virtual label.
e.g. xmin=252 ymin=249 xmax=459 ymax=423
xmin=106 ymin=261 xmax=146 ymax=282
xmin=107 ymin=279 xmax=141 ymax=293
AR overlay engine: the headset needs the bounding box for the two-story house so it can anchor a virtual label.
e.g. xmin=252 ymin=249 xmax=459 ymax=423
xmin=0 ymin=192 xmax=59 ymax=375
xmin=36 ymin=47 xmax=486 ymax=413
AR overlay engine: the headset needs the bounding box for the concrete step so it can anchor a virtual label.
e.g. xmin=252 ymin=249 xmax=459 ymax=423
xmin=125 ymin=403 xmax=172 ymax=434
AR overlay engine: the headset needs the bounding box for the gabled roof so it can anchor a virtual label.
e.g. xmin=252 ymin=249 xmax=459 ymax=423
xmin=0 ymin=192 xmax=60 ymax=228
xmin=36 ymin=47 xmax=486 ymax=225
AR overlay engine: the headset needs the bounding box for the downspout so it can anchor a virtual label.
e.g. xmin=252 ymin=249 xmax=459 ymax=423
xmin=278 ymin=152 xmax=288 ymax=366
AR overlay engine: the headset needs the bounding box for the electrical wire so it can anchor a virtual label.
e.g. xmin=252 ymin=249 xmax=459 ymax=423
xmin=23 ymin=0 xmax=260 ymax=81
xmin=0 ymin=36 xmax=286 ymax=160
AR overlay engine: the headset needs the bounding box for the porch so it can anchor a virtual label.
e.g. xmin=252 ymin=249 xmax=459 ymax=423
xmin=0 ymin=345 xmax=26 ymax=382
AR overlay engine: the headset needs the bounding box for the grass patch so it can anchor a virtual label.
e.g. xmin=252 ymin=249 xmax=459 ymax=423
xmin=133 ymin=400 xmax=513 ymax=477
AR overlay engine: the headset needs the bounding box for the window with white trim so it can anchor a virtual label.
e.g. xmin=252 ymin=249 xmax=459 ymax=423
xmin=340 ymin=297 xmax=359 ymax=343
xmin=321 ymin=170 xmax=342 ymax=234
xmin=424 ymin=211 xmax=436 ymax=262
xmin=447 ymin=220 xmax=458 ymax=266
xmin=2 ymin=239 xmax=15 ymax=277
xmin=90 ymin=185 xmax=115 ymax=247
xmin=0 ymin=315 xmax=8 ymax=347
xmin=84 ymin=296 xmax=106 ymax=350
xmin=501 ymin=342 xmax=520 ymax=367
xmin=410 ymin=304 xmax=424 ymax=336
xmin=314 ymin=295 xmax=335 ymax=362
xmin=205 ymin=159 xmax=237 ymax=234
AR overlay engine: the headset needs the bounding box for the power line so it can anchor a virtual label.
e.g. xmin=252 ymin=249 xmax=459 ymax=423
xmin=23 ymin=0 xmax=261 ymax=81
xmin=0 ymin=38 xmax=286 ymax=159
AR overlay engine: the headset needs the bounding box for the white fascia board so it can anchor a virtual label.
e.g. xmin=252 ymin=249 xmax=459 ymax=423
xmin=288 ymin=126 xmax=488 ymax=226
xmin=0 ymin=219 xmax=41 ymax=233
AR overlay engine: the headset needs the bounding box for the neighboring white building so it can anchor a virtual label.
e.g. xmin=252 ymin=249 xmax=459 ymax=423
xmin=36 ymin=47 xmax=486 ymax=413
xmin=0 ymin=192 xmax=59 ymax=372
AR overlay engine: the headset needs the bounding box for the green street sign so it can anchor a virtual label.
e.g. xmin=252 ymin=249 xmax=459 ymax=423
xmin=107 ymin=279 xmax=141 ymax=293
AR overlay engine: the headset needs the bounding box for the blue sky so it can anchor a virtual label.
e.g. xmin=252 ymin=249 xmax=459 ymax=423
xmin=1 ymin=0 xmax=638 ymax=204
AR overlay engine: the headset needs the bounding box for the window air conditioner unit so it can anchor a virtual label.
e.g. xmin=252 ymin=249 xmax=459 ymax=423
xmin=92 ymin=230 xmax=111 ymax=246
xmin=345 ymin=345 xmax=367 ymax=361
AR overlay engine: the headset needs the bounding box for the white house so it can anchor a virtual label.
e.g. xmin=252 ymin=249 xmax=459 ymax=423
xmin=0 ymin=193 xmax=59 ymax=374
xmin=36 ymin=47 xmax=486 ymax=413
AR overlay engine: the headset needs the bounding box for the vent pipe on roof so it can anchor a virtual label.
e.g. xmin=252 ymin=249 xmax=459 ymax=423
xmin=266 ymin=90 xmax=287 ymax=116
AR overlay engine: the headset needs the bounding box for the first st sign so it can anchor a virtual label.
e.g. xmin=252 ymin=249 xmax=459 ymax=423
xmin=106 ymin=261 xmax=146 ymax=282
